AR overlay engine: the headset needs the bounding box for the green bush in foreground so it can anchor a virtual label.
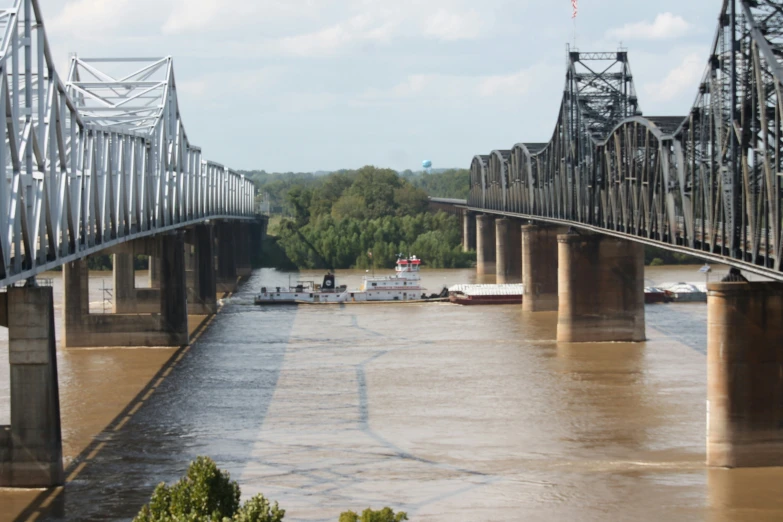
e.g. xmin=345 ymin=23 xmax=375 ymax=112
xmin=339 ymin=507 xmax=408 ymax=522
xmin=134 ymin=457 xmax=284 ymax=522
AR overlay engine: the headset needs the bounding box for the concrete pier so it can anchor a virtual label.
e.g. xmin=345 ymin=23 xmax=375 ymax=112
xmin=462 ymin=212 xmax=477 ymax=252
xmin=236 ymin=223 xmax=252 ymax=277
xmin=495 ymin=218 xmax=522 ymax=284
xmin=521 ymin=225 xmax=561 ymax=312
xmin=186 ymin=225 xmax=217 ymax=315
xmin=113 ymin=242 xmax=160 ymax=314
xmin=476 ymin=214 xmax=496 ymax=276
xmin=556 ymin=233 xmax=645 ymax=342
xmin=148 ymin=252 xmax=160 ymax=289
xmin=217 ymin=221 xmax=238 ymax=293
xmin=64 ymin=233 xmax=189 ymax=347
xmin=707 ymin=282 xmax=783 ymax=468
xmin=0 ymin=286 xmax=63 ymax=487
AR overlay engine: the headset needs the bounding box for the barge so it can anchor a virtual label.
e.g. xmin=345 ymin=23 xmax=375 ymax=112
xmin=448 ymin=284 xmax=523 ymax=305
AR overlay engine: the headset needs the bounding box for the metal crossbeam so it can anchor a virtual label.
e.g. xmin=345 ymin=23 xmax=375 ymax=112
xmin=0 ymin=0 xmax=255 ymax=287
xmin=469 ymin=0 xmax=783 ymax=281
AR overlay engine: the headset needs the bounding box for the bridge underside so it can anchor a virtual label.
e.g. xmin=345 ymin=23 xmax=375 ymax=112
xmin=0 ymin=218 xmax=266 ymax=487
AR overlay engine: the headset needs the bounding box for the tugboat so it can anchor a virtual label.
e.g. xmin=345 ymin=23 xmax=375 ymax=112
xmin=254 ymin=255 xmax=431 ymax=304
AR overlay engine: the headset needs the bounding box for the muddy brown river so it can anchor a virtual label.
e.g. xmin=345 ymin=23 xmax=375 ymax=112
xmin=1 ymin=266 xmax=783 ymax=521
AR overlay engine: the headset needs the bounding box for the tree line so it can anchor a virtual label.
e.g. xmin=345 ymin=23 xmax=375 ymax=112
xmin=261 ymin=166 xmax=474 ymax=270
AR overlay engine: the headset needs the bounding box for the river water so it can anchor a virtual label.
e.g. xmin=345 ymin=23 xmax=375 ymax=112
xmin=1 ymin=266 xmax=783 ymax=521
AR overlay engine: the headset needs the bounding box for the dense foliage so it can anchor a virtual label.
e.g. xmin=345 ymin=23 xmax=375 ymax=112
xmin=339 ymin=507 xmax=408 ymax=522
xmin=401 ymin=169 xmax=470 ymax=199
xmin=243 ymin=167 xmax=470 ymax=216
xmin=267 ymin=166 xmax=474 ymax=269
xmin=134 ymin=457 xmax=284 ymax=522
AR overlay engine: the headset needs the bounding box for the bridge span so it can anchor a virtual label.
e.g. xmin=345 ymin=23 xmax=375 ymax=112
xmin=0 ymin=0 xmax=265 ymax=488
xmin=433 ymin=0 xmax=783 ymax=469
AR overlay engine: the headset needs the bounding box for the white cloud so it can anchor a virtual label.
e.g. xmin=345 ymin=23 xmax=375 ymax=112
xmin=45 ymin=0 xmax=163 ymax=39
xmin=356 ymin=66 xmax=540 ymax=105
xmin=273 ymin=14 xmax=396 ymax=57
xmin=422 ymin=8 xmax=489 ymax=41
xmin=643 ymin=52 xmax=704 ymax=103
xmin=160 ymin=0 xmax=324 ymax=35
xmin=606 ymin=12 xmax=690 ymax=41
xmin=478 ymin=70 xmax=533 ymax=97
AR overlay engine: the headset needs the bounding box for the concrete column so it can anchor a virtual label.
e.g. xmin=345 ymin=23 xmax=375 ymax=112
xmin=462 ymin=212 xmax=477 ymax=252
xmin=522 ymin=225 xmax=561 ymax=312
xmin=63 ymin=258 xmax=90 ymax=348
xmin=160 ymin=232 xmax=189 ymax=345
xmin=236 ymin=222 xmax=252 ymax=277
xmin=112 ymin=250 xmax=135 ymax=313
xmin=556 ymin=233 xmax=645 ymax=342
xmin=707 ymin=282 xmax=783 ymax=468
xmin=476 ymin=214 xmax=496 ymax=276
xmin=0 ymin=286 xmax=63 ymax=487
xmin=111 ymin=241 xmax=159 ymax=314
xmin=216 ymin=221 xmax=238 ymax=293
xmin=187 ymin=224 xmax=217 ymax=315
xmin=148 ymin=254 xmax=160 ymax=289
xmin=496 ymin=218 xmax=522 ymax=284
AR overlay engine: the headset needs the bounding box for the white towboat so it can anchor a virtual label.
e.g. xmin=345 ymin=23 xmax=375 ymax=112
xmin=254 ymin=256 xmax=432 ymax=304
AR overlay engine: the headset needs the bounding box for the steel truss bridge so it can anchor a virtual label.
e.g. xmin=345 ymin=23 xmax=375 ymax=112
xmin=0 ymin=0 xmax=255 ymax=287
xmin=466 ymin=0 xmax=783 ymax=281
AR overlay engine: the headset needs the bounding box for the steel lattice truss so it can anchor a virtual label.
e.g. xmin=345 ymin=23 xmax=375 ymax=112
xmin=0 ymin=0 xmax=255 ymax=287
xmin=469 ymin=0 xmax=783 ymax=280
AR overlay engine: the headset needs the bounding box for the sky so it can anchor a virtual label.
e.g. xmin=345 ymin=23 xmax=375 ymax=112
xmin=40 ymin=0 xmax=721 ymax=173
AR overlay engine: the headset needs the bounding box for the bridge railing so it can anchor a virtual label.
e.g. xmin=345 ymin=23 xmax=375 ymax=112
xmin=0 ymin=0 xmax=255 ymax=287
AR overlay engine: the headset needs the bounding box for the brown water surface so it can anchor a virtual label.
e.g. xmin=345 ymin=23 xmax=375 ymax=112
xmin=1 ymin=266 xmax=782 ymax=521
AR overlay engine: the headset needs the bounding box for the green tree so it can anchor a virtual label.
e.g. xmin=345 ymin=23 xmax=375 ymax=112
xmin=310 ymin=172 xmax=355 ymax=217
xmin=285 ymin=185 xmax=313 ymax=227
xmin=134 ymin=457 xmax=284 ymax=522
xmin=331 ymin=193 xmax=368 ymax=221
xmin=338 ymin=507 xmax=408 ymax=522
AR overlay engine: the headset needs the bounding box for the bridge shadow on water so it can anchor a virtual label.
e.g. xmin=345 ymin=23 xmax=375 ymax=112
xmin=15 ymin=272 xmax=295 ymax=521
xmin=645 ymin=304 xmax=708 ymax=355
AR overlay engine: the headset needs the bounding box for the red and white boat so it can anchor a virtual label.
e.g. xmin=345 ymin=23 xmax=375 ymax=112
xmin=255 ymin=255 xmax=430 ymax=304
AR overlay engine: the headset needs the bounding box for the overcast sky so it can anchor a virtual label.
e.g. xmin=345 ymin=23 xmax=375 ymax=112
xmin=40 ymin=0 xmax=721 ymax=172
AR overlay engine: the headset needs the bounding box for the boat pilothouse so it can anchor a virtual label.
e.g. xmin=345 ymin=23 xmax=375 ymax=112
xmin=254 ymin=255 xmax=428 ymax=304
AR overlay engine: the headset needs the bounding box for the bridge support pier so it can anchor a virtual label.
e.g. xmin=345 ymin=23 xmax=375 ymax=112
xmin=707 ymin=282 xmax=783 ymax=468
xmin=113 ymin=241 xmax=160 ymax=314
xmin=236 ymin=223 xmax=252 ymax=277
xmin=495 ymin=218 xmax=521 ymax=284
xmin=64 ymin=233 xmax=189 ymax=347
xmin=476 ymin=214 xmax=496 ymax=276
xmin=216 ymin=221 xmax=238 ymax=293
xmin=556 ymin=233 xmax=645 ymax=342
xmin=148 ymin=253 xmax=160 ymax=289
xmin=186 ymin=225 xmax=217 ymax=315
xmin=521 ymin=225 xmax=562 ymax=312
xmin=0 ymin=286 xmax=63 ymax=487
xmin=462 ymin=212 xmax=476 ymax=252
